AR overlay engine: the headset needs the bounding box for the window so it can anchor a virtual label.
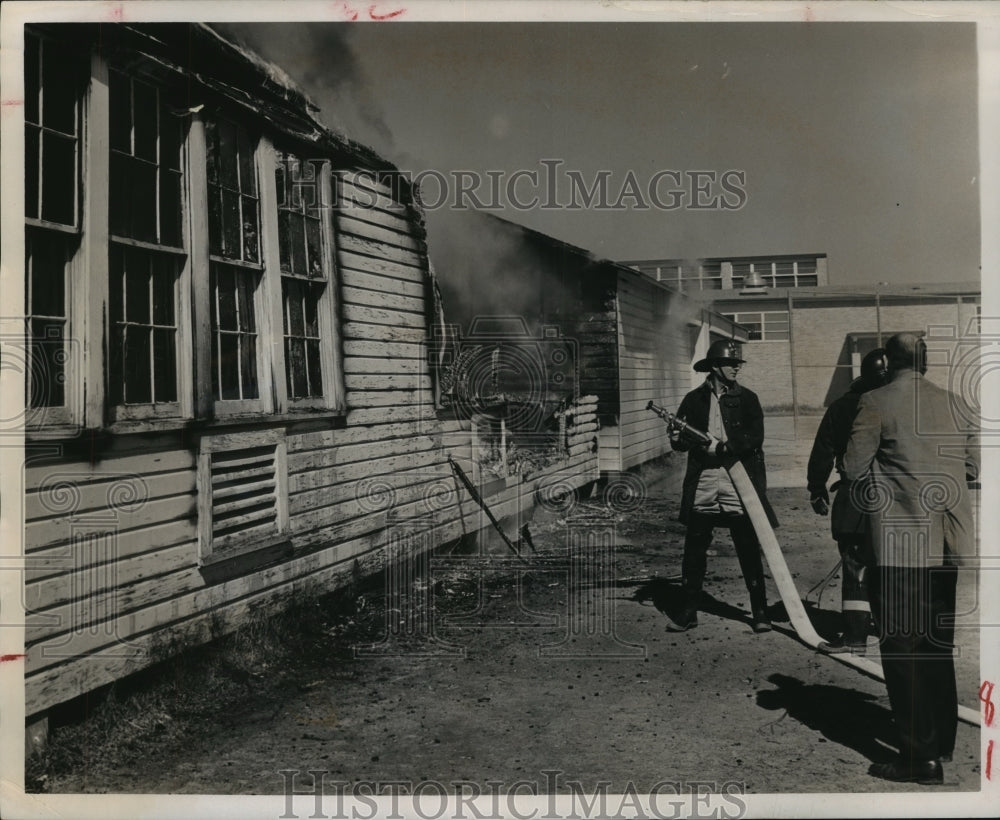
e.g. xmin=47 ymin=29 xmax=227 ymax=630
xmin=25 ymin=32 xmax=81 ymax=228
xmin=108 ymin=246 xmax=178 ymax=406
xmin=276 ymin=155 xmax=330 ymax=402
xmin=109 ymin=70 xmax=183 ymax=246
xmin=206 ymin=117 xmax=263 ymax=407
xmin=732 ymin=260 xmax=818 ymax=289
xmin=641 ymin=262 xmax=722 ymax=292
xmin=722 ymin=311 xmax=790 ymax=341
xmin=24 ymin=31 xmax=83 ymax=426
xmin=108 ymin=70 xmax=186 ymax=415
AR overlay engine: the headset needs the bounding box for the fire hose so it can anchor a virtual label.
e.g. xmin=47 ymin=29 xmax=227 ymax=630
xmin=646 ymin=401 xmax=980 ymax=727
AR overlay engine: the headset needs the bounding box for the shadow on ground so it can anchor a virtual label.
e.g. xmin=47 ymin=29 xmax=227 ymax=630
xmin=755 ymin=673 xmax=898 ymax=763
xmin=629 ymin=577 xmax=794 ymax=631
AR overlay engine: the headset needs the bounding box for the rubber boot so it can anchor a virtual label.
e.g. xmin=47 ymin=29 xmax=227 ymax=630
xmin=677 ymin=583 xmax=699 ymax=630
xmin=842 ymin=609 xmax=869 ymax=653
xmin=748 ymin=579 xmax=771 ymax=633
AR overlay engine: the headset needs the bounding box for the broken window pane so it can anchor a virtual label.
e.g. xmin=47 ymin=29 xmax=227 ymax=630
xmin=208 ymin=188 xmax=223 ymax=256
xmin=306 ymin=216 xmax=322 ymax=277
xmin=289 ymin=213 xmax=306 ymax=275
xmin=282 ymin=278 xmax=324 ymax=400
xmin=242 ymin=196 xmax=259 ymax=263
xmin=237 ymin=128 xmax=256 ymax=196
xmin=221 ymin=189 xmax=240 ymax=257
xmin=278 ymin=209 xmax=292 ymax=273
xmin=218 ymin=119 xmax=239 ymax=190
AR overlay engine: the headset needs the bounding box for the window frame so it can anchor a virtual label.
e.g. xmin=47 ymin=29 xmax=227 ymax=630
xmin=204 ymin=116 xmax=274 ymax=417
xmin=24 ymin=29 xmax=82 ymax=233
xmin=23 ymin=28 xmax=88 ymax=434
xmin=271 ymin=150 xmax=341 ymax=412
xmin=722 ymin=310 xmax=790 ymax=342
xmin=106 ymin=67 xmax=192 ymax=422
xmin=23 ymin=227 xmax=79 ymax=429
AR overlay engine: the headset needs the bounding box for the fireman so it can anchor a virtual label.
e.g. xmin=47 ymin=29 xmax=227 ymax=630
xmin=806 ymin=347 xmax=890 ymax=654
xmin=669 ymin=339 xmax=778 ymax=633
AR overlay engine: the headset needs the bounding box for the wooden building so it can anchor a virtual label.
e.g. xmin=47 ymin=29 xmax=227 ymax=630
xmin=425 ymin=212 xmax=744 ymax=477
xmin=12 ymin=23 xmax=600 ymax=726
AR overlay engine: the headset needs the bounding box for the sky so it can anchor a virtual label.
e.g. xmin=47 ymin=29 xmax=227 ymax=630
xmin=224 ymin=20 xmax=981 ymax=287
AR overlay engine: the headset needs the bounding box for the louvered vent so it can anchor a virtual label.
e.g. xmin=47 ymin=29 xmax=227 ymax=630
xmin=210 ymin=445 xmax=280 ymax=548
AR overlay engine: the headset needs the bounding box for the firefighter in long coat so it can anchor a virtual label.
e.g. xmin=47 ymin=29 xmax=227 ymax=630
xmin=806 ymin=348 xmax=889 ymax=654
xmin=669 ymin=339 xmax=778 ymax=633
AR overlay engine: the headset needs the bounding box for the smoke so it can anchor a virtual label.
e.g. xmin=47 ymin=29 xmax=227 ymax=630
xmin=425 ymin=207 xmax=582 ymax=337
xmin=216 ymin=23 xmax=396 ymax=158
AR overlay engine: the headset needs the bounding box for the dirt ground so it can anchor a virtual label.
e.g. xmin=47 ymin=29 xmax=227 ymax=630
xmin=39 ymin=451 xmax=983 ymax=799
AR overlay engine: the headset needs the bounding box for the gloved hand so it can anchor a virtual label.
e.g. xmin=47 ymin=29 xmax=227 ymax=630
xmin=702 ymin=434 xmax=723 ymax=455
xmin=810 ymin=493 xmax=830 ymax=516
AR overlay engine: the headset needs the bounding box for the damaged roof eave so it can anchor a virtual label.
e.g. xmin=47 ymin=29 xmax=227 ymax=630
xmin=56 ymin=21 xmax=406 ymax=180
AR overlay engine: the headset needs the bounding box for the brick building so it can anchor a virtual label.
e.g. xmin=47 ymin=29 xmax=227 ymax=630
xmin=622 ymin=254 xmax=980 ymax=415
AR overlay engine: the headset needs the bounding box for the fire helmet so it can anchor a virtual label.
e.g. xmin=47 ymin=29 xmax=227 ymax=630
xmin=858 ymin=347 xmax=890 ymax=391
xmin=693 ymin=339 xmax=746 ymax=373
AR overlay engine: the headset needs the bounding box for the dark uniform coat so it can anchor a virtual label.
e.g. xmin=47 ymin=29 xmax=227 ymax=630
xmin=671 ymin=380 xmax=778 ymax=528
xmin=807 ymin=382 xmax=868 ymax=541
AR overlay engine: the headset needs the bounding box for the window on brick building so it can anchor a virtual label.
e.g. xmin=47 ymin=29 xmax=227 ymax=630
xmin=722 ymin=311 xmax=790 ymax=341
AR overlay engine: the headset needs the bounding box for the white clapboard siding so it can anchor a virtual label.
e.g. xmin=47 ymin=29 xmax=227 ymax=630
xmin=613 ymin=273 xmax=694 ymax=472
xmin=23 ymin=155 xmax=605 ymax=723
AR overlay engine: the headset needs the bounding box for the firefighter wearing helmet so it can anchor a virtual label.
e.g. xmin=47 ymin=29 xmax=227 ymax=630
xmin=669 ymin=338 xmax=778 ymax=633
xmin=806 ymin=347 xmax=891 ymax=653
